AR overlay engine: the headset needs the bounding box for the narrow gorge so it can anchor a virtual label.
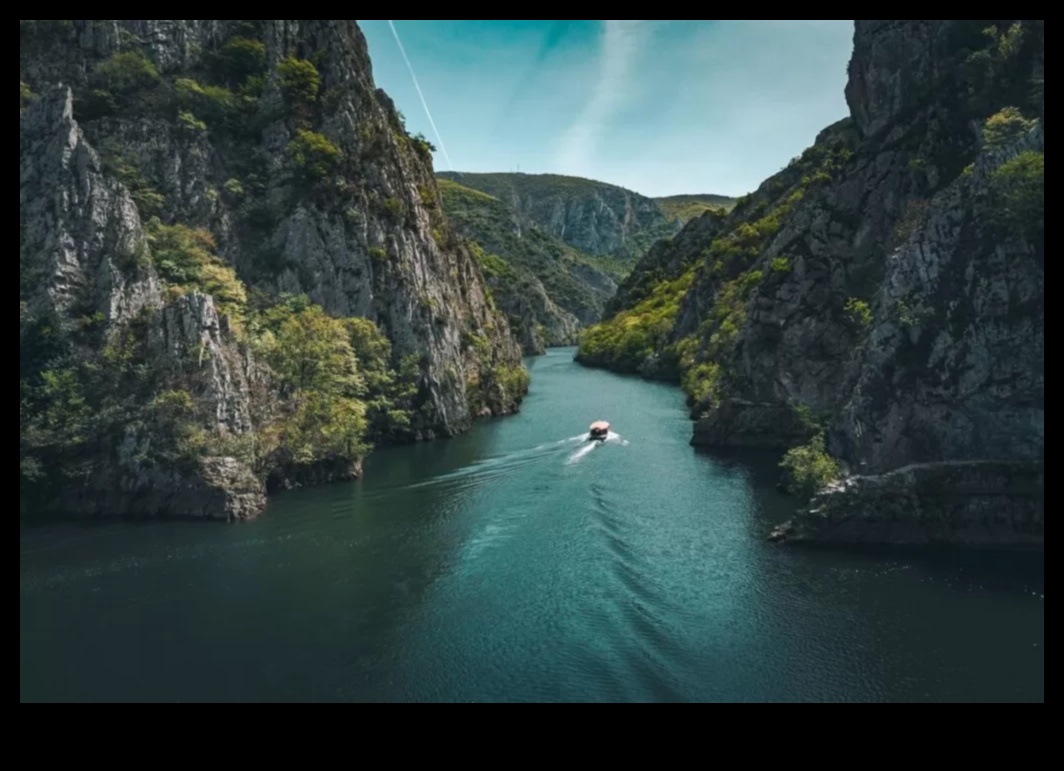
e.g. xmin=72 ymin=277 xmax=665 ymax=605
xmin=577 ymin=19 xmax=1044 ymax=548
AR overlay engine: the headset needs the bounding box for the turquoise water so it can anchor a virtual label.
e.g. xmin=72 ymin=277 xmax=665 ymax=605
xmin=20 ymin=349 xmax=1044 ymax=702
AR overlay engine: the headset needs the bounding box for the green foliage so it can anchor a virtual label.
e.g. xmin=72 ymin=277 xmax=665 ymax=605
xmin=439 ymin=178 xmax=620 ymax=332
xmin=82 ymin=50 xmax=163 ymax=117
xmin=990 ymin=151 xmax=1043 ymax=234
xmin=20 ymin=81 xmax=36 ymax=111
xmin=844 ymin=298 xmax=874 ymax=331
xmin=770 ymin=257 xmax=792 ymax=274
xmin=682 ymin=361 xmax=722 ymax=410
xmin=411 ymin=133 xmax=436 ymax=158
xmin=21 ymin=312 xmax=159 ymax=489
xmin=436 ymin=171 xmax=680 ymax=267
xmin=147 ymin=221 xmax=248 ymax=326
xmin=175 ymin=78 xmax=237 ymax=126
xmin=224 ymin=178 xmax=246 ymax=198
xmin=579 ymin=269 xmax=695 ymax=372
xmin=288 ymin=129 xmax=342 ymax=181
xmin=780 ymin=433 xmax=841 ymax=499
xmin=94 ymin=50 xmax=161 ymax=95
xmin=248 ymin=297 xmax=421 ymax=452
xmin=983 ymin=106 xmax=1037 ymax=147
xmin=177 ymin=110 xmax=208 ymax=133
xmin=892 ymin=300 xmax=928 ymax=328
xmin=98 ymin=142 xmax=166 ymax=219
xmin=212 ymin=37 xmax=268 ymax=84
xmin=382 ymin=197 xmax=405 ymax=220
xmin=262 ymin=305 xmax=364 ymax=396
xmin=656 ymin=195 xmax=737 ymax=223
xmin=277 ymin=56 xmax=322 ymax=106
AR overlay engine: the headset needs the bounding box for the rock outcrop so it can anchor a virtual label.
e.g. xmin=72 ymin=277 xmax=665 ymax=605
xmin=20 ymin=20 xmax=529 ymax=522
xmin=579 ymin=19 xmax=1044 ymax=548
xmin=770 ymin=461 xmax=1043 ymax=549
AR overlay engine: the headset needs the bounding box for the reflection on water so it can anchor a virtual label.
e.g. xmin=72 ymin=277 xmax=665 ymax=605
xmin=20 ymin=349 xmax=1043 ymax=703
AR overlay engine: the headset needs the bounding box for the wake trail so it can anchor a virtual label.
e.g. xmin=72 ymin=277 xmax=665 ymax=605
xmin=392 ymin=435 xmax=587 ymax=493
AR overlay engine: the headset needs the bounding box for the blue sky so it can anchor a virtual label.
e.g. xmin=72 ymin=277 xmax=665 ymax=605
xmin=356 ymin=20 xmax=855 ymax=198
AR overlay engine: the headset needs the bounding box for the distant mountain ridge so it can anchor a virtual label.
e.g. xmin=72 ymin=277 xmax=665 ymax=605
xmin=437 ymin=171 xmax=733 ymax=268
xmin=656 ymin=194 xmax=737 ymax=223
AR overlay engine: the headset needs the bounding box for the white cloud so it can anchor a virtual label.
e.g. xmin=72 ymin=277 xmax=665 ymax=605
xmin=555 ymin=20 xmax=651 ymax=176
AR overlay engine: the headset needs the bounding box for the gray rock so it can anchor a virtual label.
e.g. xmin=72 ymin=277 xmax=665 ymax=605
xmin=770 ymin=461 xmax=1043 ymax=548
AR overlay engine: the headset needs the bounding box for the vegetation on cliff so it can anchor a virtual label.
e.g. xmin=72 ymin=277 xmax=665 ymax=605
xmin=438 ymin=178 xmax=618 ymax=352
xmin=436 ymin=171 xmax=688 ymax=270
xmin=577 ymin=19 xmax=1043 ymax=539
xmin=20 ymin=20 xmax=528 ymax=520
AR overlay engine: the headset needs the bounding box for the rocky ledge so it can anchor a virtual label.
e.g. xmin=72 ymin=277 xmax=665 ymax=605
xmin=770 ymin=461 xmax=1044 ymax=549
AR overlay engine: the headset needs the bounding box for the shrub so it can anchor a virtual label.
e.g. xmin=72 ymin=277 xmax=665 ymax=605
xmin=682 ymin=361 xmax=722 ymax=410
xmin=175 ymin=78 xmax=236 ymax=126
xmin=177 ymin=111 xmax=208 ymax=133
xmin=983 ymin=107 xmax=1036 ymax=148
xmin=288 ymin=129 xmax=341 ymax=181
xmin=99 ymin=144 xmax=166 ymax=218
xmin=93 ymin=51 xmax=161 ymax=96
xmin=990 ymin=150 xmax=1043 ymax=234
xmin=147 ymin=221 xmax=248 ymax=324
xmin=780 ymin=433 xmax=841 ymax=499
xmin=277 ymin=56 xmax=321 ymax=105
xmin=771 ymin=257 xmax=792 ymax=274
xmin=213 ymin=37 xmax=267 ymax=84
xmin=223 ymin=178 xmax=245 ymax=198
xmin=844 ymin=298 xmax=873 ymax=330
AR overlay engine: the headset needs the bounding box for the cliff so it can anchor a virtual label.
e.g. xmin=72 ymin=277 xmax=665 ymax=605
xmin=19 ymin=20 xmax=528 ymax=522
xmin=578 ymin=20 xmax=1044 ymax=548
xmin=438 ymin=178 xmax=617 ymax=354
xmin=436 ymin=171 xmax=681 ymax=268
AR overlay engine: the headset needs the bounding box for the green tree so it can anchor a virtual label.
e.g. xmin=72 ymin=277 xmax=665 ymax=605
xmin=991 ymin=150 xmax=1044 ymax=234
xmin=213 ymin=37 xmax=267 ymax=84
xmin=92 ymin=51 xmax=161 ymax=95
xmin=288 ymin=129 xmax=341 ymax=181
xmin=983 ymin=107 xmax=1036 ymax=147
xmin=277 ymin=56 xmax=321 ymax=105
xmin=780 ymin=433 xmax=841 ymax=499
xmin=268 ymin=305 xmax=364 ymax=397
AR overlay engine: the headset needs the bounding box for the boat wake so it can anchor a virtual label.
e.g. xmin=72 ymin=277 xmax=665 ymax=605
xmin=566 ymin=432 xmax=628 ymax=465
xmin=403 ymin=435 xmax=588 ymax=492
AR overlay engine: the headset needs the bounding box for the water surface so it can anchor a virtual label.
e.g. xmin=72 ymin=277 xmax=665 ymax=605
xmin=20 ymin=348 xmax=1044 ymax=703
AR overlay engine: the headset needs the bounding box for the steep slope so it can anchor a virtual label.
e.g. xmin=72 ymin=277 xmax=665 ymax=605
xmin=578 ymin=20 xmax=1044 ymax=548
xmin=438 ymin=178 xmax=618 ymax=354
xmin=656 ymin=194 xmax=737 ymax=224
xmin=436 ymin=171 xmax=679 ymax=269
xmin=19 ymin=19 xmax=528 ymax=522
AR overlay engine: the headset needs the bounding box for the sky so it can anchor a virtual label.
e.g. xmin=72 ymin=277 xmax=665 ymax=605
xmin=356 ymin=20 xmax=856 ymax=198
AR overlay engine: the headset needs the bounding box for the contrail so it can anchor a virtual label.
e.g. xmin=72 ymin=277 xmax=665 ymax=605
xmin=387 ymin=20 xmax=454 ymax=171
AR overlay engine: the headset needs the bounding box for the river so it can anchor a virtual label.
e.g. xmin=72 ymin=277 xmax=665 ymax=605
xmin=19 ymin=348 xmax=1044 ymax=703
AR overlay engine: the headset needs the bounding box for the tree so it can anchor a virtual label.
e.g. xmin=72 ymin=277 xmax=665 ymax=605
xmin=269 ymin=305 xmax=364 ymax=397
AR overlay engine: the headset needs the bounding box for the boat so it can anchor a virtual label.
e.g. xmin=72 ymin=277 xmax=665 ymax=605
xmin=589 ymin=421 xmax=610 ymax=441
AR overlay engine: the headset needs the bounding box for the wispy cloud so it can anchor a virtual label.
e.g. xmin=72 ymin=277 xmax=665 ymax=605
xmin=387 ymin=20 xmax=454 ymax=170
xmin=555 ymin=20 xmax=650 ymax=176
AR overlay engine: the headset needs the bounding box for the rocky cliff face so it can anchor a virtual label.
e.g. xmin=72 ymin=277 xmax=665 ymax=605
xmin=438 ymin=178 xmax=615 ymax=354
xmin=20 ymin=20 xmax=528 ymax=522
xmin=437 ymin=171 xmax=680 ymax=267
xmin=579 ymin=19 xmax=1044 ymax=548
